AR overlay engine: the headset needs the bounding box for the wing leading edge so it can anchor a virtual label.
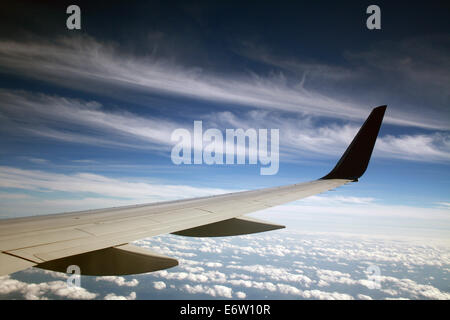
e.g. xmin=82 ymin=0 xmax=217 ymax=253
xmin=0 ymin=106 xmax=386 ymax=276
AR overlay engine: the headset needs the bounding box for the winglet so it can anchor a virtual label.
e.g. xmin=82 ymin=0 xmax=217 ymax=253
xmin=321 ymin=105 xmax=386 ymax=181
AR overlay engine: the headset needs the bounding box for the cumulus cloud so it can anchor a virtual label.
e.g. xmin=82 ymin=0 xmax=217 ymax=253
xmin=104 ymin=292 xmax=137 ymax=300
xmin=153 ymin=281 xmax=166 ymax=290
xmin=0 ymin=276 xmax=97 ymax=300
xmin=316 ymin=269 xmax=355 ymax=287
xmin=226 ymin=264 xmax=312 ymax=287
xmin=155 ymin=270 xmax=227 ymax=284
xmin=213 ymin=285 xmax=233 ymax=299
xmin=96 ymin=276 xmax=139 ymax=287
xmin=226 ymin=280 xmax=354 ymax=300
xmin=205 ymin=262 xmax=223 ymax=268
xmin=301 ymin=289 xmax=353 ymax=300
xmin=1 ymin=231 xmax=449 ymax=300
xmin=181 ymin=284 xmax=233 ymax=298
xmin=136 ymin=232 xmax=450 ymax=300
xmin=376 ymin=276 xmax=450 ymax=300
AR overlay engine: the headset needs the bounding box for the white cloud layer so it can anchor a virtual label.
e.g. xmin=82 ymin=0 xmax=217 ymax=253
xmin=96 ymin=276 xmax=139 ymax=287
xmin=1 ymin=231 xmax=449 ymax=300
xmin=0 ymin=275 xmax=97 ymax=300
xmin=104 ymin=292 xmax=137 ymax=300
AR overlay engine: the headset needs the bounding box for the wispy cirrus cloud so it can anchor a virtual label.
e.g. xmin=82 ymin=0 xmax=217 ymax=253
xmin=376 ymin=133 xmax=450 ymax=162
xmin=1 ymin=89 xmax=449 ymax=163
xmin=208 ymin=110 xmax=450 ymax=162
xmin=236 ymin=35 xmax=450 ymax=131
xmin=0 ymin=166 xmax=229 ymax=199
xmin=0 ymin=36 xmax=448 ymax=130
xmin=0 ymin=166 xmax=231 ymax=217
xmin=0 ymin=89 xmax=178 ymax=151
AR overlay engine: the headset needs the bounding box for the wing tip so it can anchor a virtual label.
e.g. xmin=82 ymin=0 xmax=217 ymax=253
xmin=321 ymin=105 xmax=387 ymax=181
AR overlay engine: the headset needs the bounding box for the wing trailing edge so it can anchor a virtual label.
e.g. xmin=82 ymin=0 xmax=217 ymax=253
xmin=0 ymin=253 xmax=36 ymax=276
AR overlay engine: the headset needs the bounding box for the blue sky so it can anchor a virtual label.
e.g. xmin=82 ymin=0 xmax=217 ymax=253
xmin=0 ymin=0 xmax=449 ymax=300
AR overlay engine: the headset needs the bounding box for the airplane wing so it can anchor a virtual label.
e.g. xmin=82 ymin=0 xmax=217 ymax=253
xmin=0 ymin=106 xmax=386 ymax=276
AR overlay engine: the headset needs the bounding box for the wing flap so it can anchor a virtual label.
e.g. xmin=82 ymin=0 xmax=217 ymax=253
xmin=36 ymin=244 xmax=178 ymax=276
xmin=173 ymin=216 xmax=285 ymax=237
xmin=0 ymin=228 xmax=92 ymax=252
